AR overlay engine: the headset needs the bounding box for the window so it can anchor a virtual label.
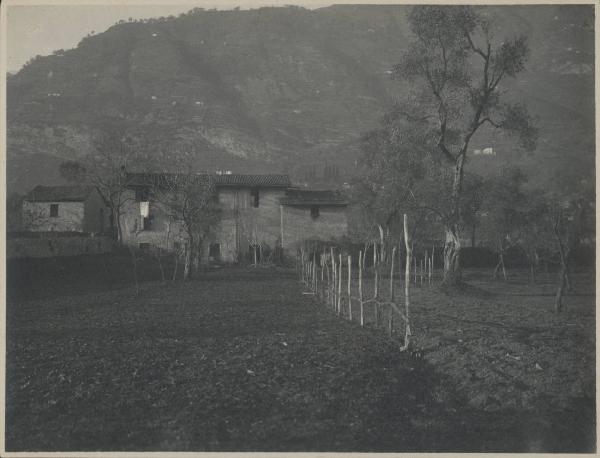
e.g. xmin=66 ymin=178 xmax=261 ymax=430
xmin=142 ymin=215 xmax=153 ymax=231
xmin=135 ymin=188 xmax=150 ymax=202
xmin=250 ymin=188 xmax=259 ymax=208
xmin=209 ymin=243 xmax=221 ymax=260
xmin=49 ymin=204 xmax=59 ymax=217
xmin=139 ymin=243 xmax=151 ymax=251
xmin=310 ymin=205 xmax=320 ymax=220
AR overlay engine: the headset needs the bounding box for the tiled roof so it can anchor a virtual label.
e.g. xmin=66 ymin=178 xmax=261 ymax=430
xmin=213 ymin=174 xmax=291 ymax=187
xmin=126 ymin=173 xmax=209 ymax=187
xmin=280 ymin=189 xmax=348 ymax=206
xmin=24 ymin=185 xmax=97 ymax=202
xmin=126 ymin=173 xmax=291 ymax=188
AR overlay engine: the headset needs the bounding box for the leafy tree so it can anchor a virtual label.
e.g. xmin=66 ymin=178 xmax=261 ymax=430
xmin=392 ymin=6 xmax=537 ymax=285
xmin=353 ymin=115 xmax=449 ymax=264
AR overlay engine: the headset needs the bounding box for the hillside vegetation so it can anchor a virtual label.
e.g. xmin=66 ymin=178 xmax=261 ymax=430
xmin=7 ymin=5 xmax=594 ymax=194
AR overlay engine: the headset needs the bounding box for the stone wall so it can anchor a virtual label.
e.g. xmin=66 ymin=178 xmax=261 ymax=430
xmin=216 ymin=188 xmax=285 ymax=262
xmin=281 ymin=205 xmax=347 ymax=250
xmin=22 ymin=201 xmax=85 ymax=232
xmin=7 ymin=235 xmax=114 ymax=259
xmin=120 ymin=189 xmax=187 ymax=250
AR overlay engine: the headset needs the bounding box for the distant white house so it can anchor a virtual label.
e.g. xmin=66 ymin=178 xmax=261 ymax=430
xmin=22 ymin=185 xmax=111 ymax=233
xmin=473 ymin=147 xmax=496 ymax=156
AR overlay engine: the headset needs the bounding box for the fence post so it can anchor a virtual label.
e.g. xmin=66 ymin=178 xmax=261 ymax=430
xmin=402 ymin=214 xmax=412 ymax=351
xmin=425 ymin=250 xmax=428 ymax=286
xmin=359 ymin=250 xmax=364 ymax=326
xmin=337 ymin=253 xmax=342 ymax=315
xmin=428 ymin=256 xmax=432 ymax=285
xmin=414 ymin=256 xmax=417 ymax=285
xmin=374 ymin=250 xmax=379 ymax=325
xmin=390 ymin=246 xmax=396 ymax=301
xmin=347 ymin=254 xmax=352 ymax=321
xmin=388 ymin=246 xmax=396 ymax=338
xmin=331 ymin=248 xmax=336 ymax=309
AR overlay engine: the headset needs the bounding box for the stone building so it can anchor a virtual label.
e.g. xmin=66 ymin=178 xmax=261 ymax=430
xmin=280 ymin=189 xmax=348 ymax=249
xmin=22 ymin=185 xmax=111 ymax=233
xmin=120 ymin=173 xmax=348 ymax=262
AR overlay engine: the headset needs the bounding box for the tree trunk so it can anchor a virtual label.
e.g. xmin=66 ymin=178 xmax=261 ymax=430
xmin=555 ymin=266 xmax=567 ymax=313
xmin=442 ymin=225 xmax=462 ymax=285
xmin=113 ymin=207 xmax=123 ymax=243
xmin=442 ymin=154 xmax=465 ymax=286
xmin=493 ymin=242 xmax=507 ymax=281
xmin=183 ymin=241 xmax=191 ymax=281
xmin=172 ymin=252 xmax=179 ymax=283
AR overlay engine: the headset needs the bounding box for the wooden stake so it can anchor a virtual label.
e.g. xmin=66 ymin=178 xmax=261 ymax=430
xmin=373 ymin=241 xmax=377 ymax=268
xmin=359 ymin=250 xmax=364 ymax=326
xmin=388 ymin=247 xmax=396 ymax=338
xmin=414 ymin=255 xmax=417 ymax=285
xmin=374 ymin=253 xmax=379 ymax=299
xmin=390 ymin=246 xmax=396 ymax=301
xmin=425 ymin=250 xmax=428 ymax=286
xmin=337 ymin=253 xmax=342 ymax=315
xmin=431 ymin=244 xmax=435 ymax=283
xmin=331 ymin=248 xmax=336 ymax=308
xmin=428 ymin=256 xmax=432 ymax=285
xmin=374 ymin=248 xmax=379 ymax=324
xmin=402 ymin=214 xmax=412 ymax=351
xmin=347 ymin=255 xmax=352 ymax=321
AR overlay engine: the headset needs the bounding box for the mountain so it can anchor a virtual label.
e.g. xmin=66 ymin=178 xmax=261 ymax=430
xmin=7 ymin=5 xmax=595 ymax=195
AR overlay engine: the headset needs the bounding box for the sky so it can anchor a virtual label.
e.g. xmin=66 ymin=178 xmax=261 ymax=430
xmin=6 ymin=1 xmax=338 ymax=73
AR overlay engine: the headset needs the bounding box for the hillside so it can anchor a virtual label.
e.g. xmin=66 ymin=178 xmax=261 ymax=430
xmin=6 ymin=5 xmax=595 ymax=195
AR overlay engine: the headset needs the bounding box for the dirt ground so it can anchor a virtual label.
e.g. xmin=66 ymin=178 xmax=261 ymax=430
xmin=5 ymin=257 xmax=596 ymax=452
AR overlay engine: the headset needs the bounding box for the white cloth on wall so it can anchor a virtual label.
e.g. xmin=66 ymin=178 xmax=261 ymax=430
xmin=140 ymin=201 xmax=149 ymax=217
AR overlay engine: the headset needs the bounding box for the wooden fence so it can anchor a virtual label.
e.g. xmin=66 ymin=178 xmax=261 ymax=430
xmin=297 ymin=215 xmax=430 ymax=350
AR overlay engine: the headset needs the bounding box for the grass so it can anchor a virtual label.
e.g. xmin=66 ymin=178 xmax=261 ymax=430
xmin=5 ymin=255 xmax=596 ymax=452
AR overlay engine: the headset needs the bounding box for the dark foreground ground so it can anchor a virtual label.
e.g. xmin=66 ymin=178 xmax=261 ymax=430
xmin=6 ymin=255 xmax=596 ymax=452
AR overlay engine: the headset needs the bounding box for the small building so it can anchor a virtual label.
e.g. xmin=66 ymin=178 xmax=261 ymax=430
xmin=22 ymin=185 xmax=111 ymax=233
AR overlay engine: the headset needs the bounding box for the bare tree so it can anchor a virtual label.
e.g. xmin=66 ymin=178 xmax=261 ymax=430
xmin=393 ymin=6 xmax=537 ymax=285
xmin=479 ymin=167 xmax=527 ymax=281
xmin=59 ymin=130 xmax=141 ymax=243
xmin=551 ymin=195 xmax=591 ymax=312
xmin=150 ymin=173 xmax=221 ymax=281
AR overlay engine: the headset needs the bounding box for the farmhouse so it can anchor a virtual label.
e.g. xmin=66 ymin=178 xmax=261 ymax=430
xmin=120 ymin=173 xmax=348 ymax=262
xmin=22 ymin=185 xmax=111 ymax=233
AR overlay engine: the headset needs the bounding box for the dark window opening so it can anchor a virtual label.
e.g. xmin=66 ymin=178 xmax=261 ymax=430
xmin=50 ymin=204 xmax=59 ymax=217
xmin=250 ymin=188 xmax=259 ymax=208
xmin=135 ymin=188 xmax=150 ymax=202
xmin=310 ymin=205 xmax=320 ymax=220
xmin=173 ymin=241 xmax=181 ymax=252
xmin=139 ymin=243 xmax=151 ymax=251
xmin=142 ymin=215 xmax=153 ymax=230
xmin=209 ymin=243 xmax=221 ymax=260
